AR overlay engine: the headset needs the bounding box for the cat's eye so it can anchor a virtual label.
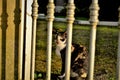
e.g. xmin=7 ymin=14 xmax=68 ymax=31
xmin=60 ymin=39 xmax=65 ymax=41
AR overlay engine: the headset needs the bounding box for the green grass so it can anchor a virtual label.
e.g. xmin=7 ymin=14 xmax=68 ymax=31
xmin=35 ymin=20 xmax=118 ymax=80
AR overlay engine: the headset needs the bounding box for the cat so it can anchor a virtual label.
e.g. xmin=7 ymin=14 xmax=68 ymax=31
xmin=53 ymin=28 xmax=88 ymax=80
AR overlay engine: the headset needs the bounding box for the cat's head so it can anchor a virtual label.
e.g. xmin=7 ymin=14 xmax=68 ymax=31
xmin=53 ymin=28 xmax=67 ymax=46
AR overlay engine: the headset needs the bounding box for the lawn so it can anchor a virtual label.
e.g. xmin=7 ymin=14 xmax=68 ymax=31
xmin=35 ymin=19 xmax=118 ymax=80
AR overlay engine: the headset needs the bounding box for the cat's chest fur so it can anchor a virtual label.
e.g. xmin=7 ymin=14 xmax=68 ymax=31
xmin=55 ymin=43 xmax=66 ymax=56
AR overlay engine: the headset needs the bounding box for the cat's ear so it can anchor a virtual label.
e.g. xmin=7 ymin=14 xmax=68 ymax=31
xmin=53 ymin=27 xmax=58 ymax=34
xmin=53 ymin=27 xmax=64 ymax=34
xmin=63 ymin=30 xmax=67 ymax=38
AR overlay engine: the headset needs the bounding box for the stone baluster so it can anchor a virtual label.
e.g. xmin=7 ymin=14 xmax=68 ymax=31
xmin=0 ymin=0 xmax=8 ymax=79
xmin=88 ymin=0 xmax=99 ymax=80
xmin=65 ymin=0 xmax=75 ymax=80
xmin=117 ymin=6 xmax=120 ymax=80
xmin=46 ymin=0 xmax=55 ymax=80
xmin=31 ymin=0 xmax=38 ymax=80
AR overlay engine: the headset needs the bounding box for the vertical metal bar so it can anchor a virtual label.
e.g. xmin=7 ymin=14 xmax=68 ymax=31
xmin=88 ymin=0 xmax=99 ymax=80
xmin=65 ymin=24 xmax=73 ymax=80
xmin=24 ymin=0 xmax=33 ymax=79
xmin=18 ymin=0 xmax=25 ymax=80
xmin=88 ymin=25 xmax=97 ymax=80
xmin=117 ymin=6 xmax=120 ymax=80
xmin=31 ymin=0 xmax=38 ymax=80
xmin=0 ymin=0 xmax=1 ymax=79
xmin=65 ymin=0 xmax=75 ymax=80
xmin=46 ymin=1 xmax=55 ymax=80
xmin=46 ymin=21 xmax=53 ymax=80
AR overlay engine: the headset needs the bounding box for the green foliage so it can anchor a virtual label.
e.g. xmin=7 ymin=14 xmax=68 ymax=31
xmin=74 ymin=0 xmax=91 ymax=18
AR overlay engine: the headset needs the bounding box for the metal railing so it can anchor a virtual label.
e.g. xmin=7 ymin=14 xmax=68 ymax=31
xmin=44 ymin=0 xmax=120 ymax=80
xmin=0 ymin=0 xmax=120 ymax=80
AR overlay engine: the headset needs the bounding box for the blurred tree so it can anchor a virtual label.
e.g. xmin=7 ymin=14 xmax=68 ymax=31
xmin=74 ymin=0 xmax=91 ymax=18
xmin=38 ymin=0 xmax=120 ymax=21
xmin=99 ymin=0 xmax=120 ymax=21
xmin=38 ymin=0 xmax=48 ymax=15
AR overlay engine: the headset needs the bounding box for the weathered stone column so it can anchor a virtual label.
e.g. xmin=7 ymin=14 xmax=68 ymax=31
xmin=65 ymin=0 xmax=75 ymax=80
xmin=117 ymin=6 xmax=120 ymax=80
xmin=0 ymin=0 xmax=21 ymax=80
xmin=6 ymin=0 xmax=16 ymax=79
xmin=88 ymin=0 xmax=99 ymax=80
xmin=0 ymin=0 xmax=36 ymax=80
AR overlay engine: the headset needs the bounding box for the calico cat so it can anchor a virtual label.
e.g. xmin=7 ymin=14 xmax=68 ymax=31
xmin=53 ymin=28 xmax=88 ymax=80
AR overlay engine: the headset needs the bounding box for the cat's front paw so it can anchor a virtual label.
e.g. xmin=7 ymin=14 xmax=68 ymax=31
xmin=57 ymin=73 xmax=65 ymax=80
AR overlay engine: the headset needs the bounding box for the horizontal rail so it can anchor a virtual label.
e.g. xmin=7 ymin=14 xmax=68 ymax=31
xmin=38 ymin=14 xmax=118 ymax=26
